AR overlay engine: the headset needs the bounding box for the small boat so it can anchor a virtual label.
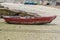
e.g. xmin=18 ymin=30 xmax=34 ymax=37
xmin=3 ymin=15 xmax=56 ymax=24
xmin=24 ymin=2 xmax=38 ymax=5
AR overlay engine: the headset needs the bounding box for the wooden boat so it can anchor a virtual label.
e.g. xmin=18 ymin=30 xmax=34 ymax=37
xmin=3 ymin=15 xmax=56 ymax=24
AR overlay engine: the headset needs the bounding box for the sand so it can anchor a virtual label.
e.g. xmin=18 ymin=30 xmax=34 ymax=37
xmin=0 ymin=17 xmax=60 ymax=40
xmin=0 ymin=5 xmax=60 ymax=40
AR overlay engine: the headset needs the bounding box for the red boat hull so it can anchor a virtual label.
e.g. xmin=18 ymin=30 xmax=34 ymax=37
xmin=3 ymin=16 xmax=56 ymax=24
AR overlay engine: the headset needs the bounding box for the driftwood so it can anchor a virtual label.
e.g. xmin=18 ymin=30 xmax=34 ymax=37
xmin=0 ymin=8 xmax=17 ymax=16
xmin=14 ymin=11 xmax=40 ymax=17
xmin=0 ymin=8 xmax=40 ymax=18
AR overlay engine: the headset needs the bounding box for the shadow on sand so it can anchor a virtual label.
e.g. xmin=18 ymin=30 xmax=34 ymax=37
xmin=5 ymin=22 xmax=57 ymax=26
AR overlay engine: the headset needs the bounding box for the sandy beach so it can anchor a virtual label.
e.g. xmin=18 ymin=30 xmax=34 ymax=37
xmin=0 ymin=16 xmax=60 ymax=40
xmin=0 ymin=5 xmax=60 ymax=40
